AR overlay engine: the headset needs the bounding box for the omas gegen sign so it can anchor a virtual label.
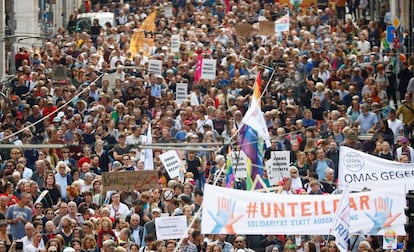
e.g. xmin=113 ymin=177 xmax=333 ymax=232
xmin=339 ymin=146 xmax=414 ymax=192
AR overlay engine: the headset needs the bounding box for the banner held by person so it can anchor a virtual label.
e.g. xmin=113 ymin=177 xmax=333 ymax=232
xmin=201 ymin=184 xmax=404 ymax=235
xmin=170 ymin=34 xmax=180 ymax=53
xmin=338 ymin=146 xmax=414 ymax=193
xmin=330 ymin=187 xmax=350 ymax=252
xmin=232 ymin=151 xmax=248 ymax=179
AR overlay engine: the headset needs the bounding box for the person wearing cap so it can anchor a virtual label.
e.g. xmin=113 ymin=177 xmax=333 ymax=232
xmin=395 ymin=137 xmax=414 ymax=163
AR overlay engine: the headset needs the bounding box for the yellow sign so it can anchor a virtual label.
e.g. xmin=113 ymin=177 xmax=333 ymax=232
xmin=393 ymin=17 xmax=400 ymax=28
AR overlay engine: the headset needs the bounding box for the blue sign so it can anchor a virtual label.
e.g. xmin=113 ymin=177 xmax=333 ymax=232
xmin=387 ymin=26 xmax=396 ymax=43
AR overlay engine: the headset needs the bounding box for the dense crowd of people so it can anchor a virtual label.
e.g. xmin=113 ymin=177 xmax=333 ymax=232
xmin=0 ymin=0 xmax=413 ymax=252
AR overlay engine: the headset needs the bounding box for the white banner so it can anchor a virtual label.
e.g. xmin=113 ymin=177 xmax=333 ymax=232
xmin=231 ymin=151 xmax=247 ymax=179
xmin=201 ymin=59 xmax=216 ymax=80
xmin=265 ymin=151 xmax=290 ymax=185
xmin=202 ymin=184 xmax=405 ymax=235
xmin=148 ymin=59 xmax=162 ymax=76
xmin=175 ymin=83 xmax=188 ymax=106
xmin=155 ymin=216 xmax=187 ymax=240
xmin=338 ymin=146 xmax=414 ymax=192
xmin=160 ymin=151 xmax=181 ymax=179
xmin=170 ymin=34 xmax=180 ymax=53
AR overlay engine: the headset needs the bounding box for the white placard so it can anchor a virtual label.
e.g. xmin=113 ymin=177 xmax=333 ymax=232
xmin=382 ymin=229 xmax=398 ymax=250
xmin=148 ymin=59 xmax=162 ymax=76
xmin=160 ymin=150 xmax=181 ymax=178
xmin=164 ymin=6 xmax=173 ymax=18
xmin=201 ymin=59 xmax=216 ymax=80
xmin=231 ymin=151 xmax=247 ymax=179
xmin=170 ymin=34 xmax=180 ymax=53
xmin=175 ymin=83 xmax=188 ymax=106
xmin=265 ymin=151 xmax=290 ymax=186
xmin=102 ymin=73 xmax=117 ymax=89
xmin=155 ymin=216 xmax=187 ymax=240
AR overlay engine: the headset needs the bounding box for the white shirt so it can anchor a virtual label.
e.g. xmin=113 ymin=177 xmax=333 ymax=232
xmin=387 ymin=118 xmax=404 ymax=143
xmin=109 ymin=202 xmax=130 ymax=219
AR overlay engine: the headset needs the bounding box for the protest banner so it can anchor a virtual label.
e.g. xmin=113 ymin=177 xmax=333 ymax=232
xmin=148 ymin=59 xmax=162 ymax=76
xmin=338 ymin=146 xmax=414 ymax=192
xmin=259 ymin=21 xmax=275 ymax=36
xmin=275 ymin=14 xmax=290 ymax=34
xmin=175 ymin=83 xmax=188 ymax=106
xmin=102 ymin=170 xmax=158 ymax=191
xmin=202 ymin=184 xmax=405 ymax=235
xmin=231 ymin=151 xmax=247 ymax=179
xmin=265 ymin=151 xmax=290 ymax=185
xmin=160 ymin=150 xmax=181 ymax=179
xmin=235 ymin=24 xmax=252 ymax=37
xmin=170 ymin=34 xmax=180 ymax=53
xmin=155 ymin=216 xmax=187 ymax=240
xmin=201 ymin=59 xmax=216 ymax=80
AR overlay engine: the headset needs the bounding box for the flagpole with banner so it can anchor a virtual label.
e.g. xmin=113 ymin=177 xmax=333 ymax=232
xmin=330 ymin=186 xmax=350 ymax=252
xmin=143 ymin=123 xmax=154 ymax=170
xmin=238 ymin=71 xmax=271 ymax=190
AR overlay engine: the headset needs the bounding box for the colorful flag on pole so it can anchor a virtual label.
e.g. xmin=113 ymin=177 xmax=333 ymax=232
xmin=238 ymin=72 xmax=271 ymax=190
xmin=143 ymin=123 xmax=154 ymax=170
xmin=225 ymin=146 xmax=235 ymax=188
xmin=130 ymin=10 xmax=156 ymax=57
xmin=330 ymin=187 xmax=350 ymax=252
xmin=194 ymin=51 xmax=203 ymax=83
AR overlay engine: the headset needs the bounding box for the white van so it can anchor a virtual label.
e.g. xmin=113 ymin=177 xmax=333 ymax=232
xmin=76 ymin=12 xmax=115 ymax=32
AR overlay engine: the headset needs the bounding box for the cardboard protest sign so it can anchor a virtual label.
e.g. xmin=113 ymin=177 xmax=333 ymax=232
xmin=258 ymin=21 xmax=275 ymax=36
xmin=102 ymin=170 xmax=158 ymax=191
xmin=235 ymin=24 xmax=252 ymax=37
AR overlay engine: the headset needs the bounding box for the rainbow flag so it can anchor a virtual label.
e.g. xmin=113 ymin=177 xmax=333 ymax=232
xmin=238 ymin=72 xmax=271 ymax=190
xmin=130 ymin=11 xmax=156 ymax=57
xmin=225 ymin=145 xmax=234 ymax=188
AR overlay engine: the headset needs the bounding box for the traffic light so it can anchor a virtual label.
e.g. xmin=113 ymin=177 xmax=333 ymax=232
xmin=405 ymin=190 xmax=414 ymax=252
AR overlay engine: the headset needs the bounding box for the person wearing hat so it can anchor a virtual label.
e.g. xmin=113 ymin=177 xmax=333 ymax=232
xmin=395 ymin=137 xmax=414 ymax=163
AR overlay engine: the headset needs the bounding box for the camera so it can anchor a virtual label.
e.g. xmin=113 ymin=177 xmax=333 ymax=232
xmin=16 ymin=241 xmax=23 ymax=250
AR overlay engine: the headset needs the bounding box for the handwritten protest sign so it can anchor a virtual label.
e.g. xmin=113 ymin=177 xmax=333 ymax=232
xmin=155 ymin=216 xmax=187 ymax=240
xmin=235 ymin=24 xmax=252 ymax=37
xmin=258 ymin=21 xmax=275 ymax=36
xmin=231 ymin=151 xmax=247 ymax=179
xmin=102 ymin=170 xmax=158 ymax=191
xmin=160 ymin=151 xmax=181 ymax=179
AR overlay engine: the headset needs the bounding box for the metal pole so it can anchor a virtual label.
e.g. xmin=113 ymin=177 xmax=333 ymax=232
xmin=9 ymin=0 xmax=15 ymax=74
xmin=41 ymin=0 xmax=46 ymax=48
xmin=0 ymin=0 xmax=5 ymax=78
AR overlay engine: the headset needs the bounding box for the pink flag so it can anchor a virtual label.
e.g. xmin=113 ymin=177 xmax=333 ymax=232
xmin=224 ymin=0 xmax=230 ymax=13
xmin=194 ymin=52 xmax=202 ymax=84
